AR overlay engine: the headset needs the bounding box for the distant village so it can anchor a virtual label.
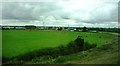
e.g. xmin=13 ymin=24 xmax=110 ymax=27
xmin=0 ymin=25 xmax=119 ymax=33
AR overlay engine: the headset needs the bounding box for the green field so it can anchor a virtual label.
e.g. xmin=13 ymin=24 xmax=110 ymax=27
xmin=2 ymin=30 xmax=116 ymax=57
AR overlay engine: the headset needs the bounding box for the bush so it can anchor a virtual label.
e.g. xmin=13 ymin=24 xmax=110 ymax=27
xmin=54 ymin=56 xmax=66 ymax=63
xmin=2 ymin=56 xmax=10 ymax=63
xmin=84 ymin=42 xmax=97 ymax=50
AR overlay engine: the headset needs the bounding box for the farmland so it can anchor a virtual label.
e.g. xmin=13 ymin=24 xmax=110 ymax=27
xmin=2 ymin=30 xmax=117 ymax=58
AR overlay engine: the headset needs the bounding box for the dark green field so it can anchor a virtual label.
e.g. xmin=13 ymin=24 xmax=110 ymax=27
xmin=2 ymin=30 xmax=117 ymax=57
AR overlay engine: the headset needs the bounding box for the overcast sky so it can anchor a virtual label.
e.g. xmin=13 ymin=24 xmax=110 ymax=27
xmin=1 ymin=0 xmax=120 ymax=27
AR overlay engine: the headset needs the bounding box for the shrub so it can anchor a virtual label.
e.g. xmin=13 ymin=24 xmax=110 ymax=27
xmin=2 ymin=56 xmax=10 ymax=63
xmin=84 ymin=42 xmax=97 ymax=50
xmin=54 ymin=56 xmax=66 ymax=63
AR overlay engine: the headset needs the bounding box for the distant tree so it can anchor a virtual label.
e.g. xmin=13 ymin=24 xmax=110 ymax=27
xmin=100 ymin=28 xmax=104 ymax=31
xmin=58 ymin=27 xmax=62 ymax=31
xmin=76 ymin=28 xmax=80 ymax=31
xmin=83 ymin=26 xmax=87 ymax=32
xmin=25 ymin=25 xmax=36 ymax=29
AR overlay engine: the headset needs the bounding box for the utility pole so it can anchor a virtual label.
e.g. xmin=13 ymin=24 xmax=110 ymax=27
xmin=40 ymin=16 xmax=47 ymax=29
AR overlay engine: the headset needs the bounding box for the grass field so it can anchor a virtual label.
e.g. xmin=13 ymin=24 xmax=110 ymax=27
xmin=0 ymin=30 xmax=2 ymax=57
xmin=2 ymin=30 xmax=117 ymax=57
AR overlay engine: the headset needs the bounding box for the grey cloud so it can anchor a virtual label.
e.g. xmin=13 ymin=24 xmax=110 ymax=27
xmin=66 ymin=3 xmax=118 ymax=24
xmin=90 ymin=3 xmax=118 ymax=22
xmin=2 ymin=2 xmax=61 ymax=21
xmin=2 ymin=3 xmax=36 ymax=20
xmin=1 ymin=0 xmax=119 ymax=27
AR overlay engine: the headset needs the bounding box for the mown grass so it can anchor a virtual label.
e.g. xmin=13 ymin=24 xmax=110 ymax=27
xmin=2 ymin=30 xmax=117 ymax=57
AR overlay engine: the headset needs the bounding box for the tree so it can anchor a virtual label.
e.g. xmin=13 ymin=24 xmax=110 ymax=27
xmin=25 ymin=25 xmax=36 ymax=29
xmin=58 ymin=27 xmax=62 ymax=31
xmin=83 ymin=26 xmax=87 ymax=32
